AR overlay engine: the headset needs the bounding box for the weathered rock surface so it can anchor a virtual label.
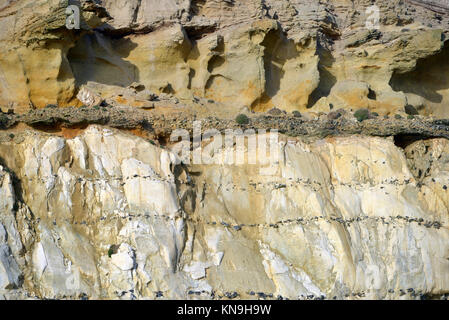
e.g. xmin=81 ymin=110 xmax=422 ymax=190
xmin=1 ymin=0 xmax=449 ymax=301
xmin=0 ymin=126 xmax=447 ymax=300
xmin=2 ymin=0 xmax=449 ymax=117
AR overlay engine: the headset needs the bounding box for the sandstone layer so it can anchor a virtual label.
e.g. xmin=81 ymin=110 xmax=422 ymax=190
xmin=2 ymin=1 xmax=449 ymax=117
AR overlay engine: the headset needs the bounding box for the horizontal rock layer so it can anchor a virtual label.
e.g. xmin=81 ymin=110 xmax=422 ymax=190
xmin=0 ymin=126 xmax=448 ymax=299
xmin=2 ymin=0 xmax=449 ymax=117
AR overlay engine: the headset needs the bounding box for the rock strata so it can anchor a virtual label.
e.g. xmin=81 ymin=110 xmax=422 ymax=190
xmin=2 ymin=1 xmax=449 ymax=117
xmin=0 ymin=0 xmax=449 ymax=300
xmin=0 ymin=126 xmax=447 ymax=300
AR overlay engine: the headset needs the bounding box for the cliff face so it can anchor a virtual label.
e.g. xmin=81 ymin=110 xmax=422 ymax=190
xmin=0 ymin=126 xmax=448 ymax=299
xmin=0 ymin=1 xmax=449 ymax=300
xmin=2 ymin=0 xmax=449 ymax=116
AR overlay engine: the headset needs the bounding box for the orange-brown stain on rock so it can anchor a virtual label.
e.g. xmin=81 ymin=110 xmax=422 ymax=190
xmin=60 ymin=126 xmax=87 ymax=139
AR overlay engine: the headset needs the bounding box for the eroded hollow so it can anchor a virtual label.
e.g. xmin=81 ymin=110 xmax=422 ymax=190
xmin=307 ymin=46 xmax=337 ymax=108
xmin=390 ymin=40 xmax=449 ymax=117
xmin=67 ymin=32 xmax=139 ymax=89
xmin=394 ymin=134 xmax=430 ymax=150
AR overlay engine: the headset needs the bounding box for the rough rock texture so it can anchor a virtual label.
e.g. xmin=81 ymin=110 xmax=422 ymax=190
xmin=2 ymin=0 xmax=449 ymax=116
xmin=0 ymin=126 xmax=448 ymax=300
xmin=1 ymin=0 xmax=449 ymax=301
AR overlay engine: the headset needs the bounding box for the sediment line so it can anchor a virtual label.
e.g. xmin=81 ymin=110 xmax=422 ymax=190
xmin=2 ymin=106 xmax=449 ymax=140
xmin=62 ymin=211 xmax=446 ymax=231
